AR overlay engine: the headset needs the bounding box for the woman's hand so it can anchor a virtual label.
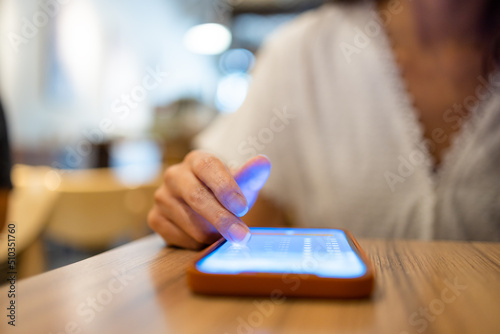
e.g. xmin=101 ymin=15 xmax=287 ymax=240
xmin=148 ymin=150 xmax=271 ymax=249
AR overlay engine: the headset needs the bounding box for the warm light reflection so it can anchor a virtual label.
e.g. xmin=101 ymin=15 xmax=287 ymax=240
xmin=44 ymin=170 xmax=62 ymax=191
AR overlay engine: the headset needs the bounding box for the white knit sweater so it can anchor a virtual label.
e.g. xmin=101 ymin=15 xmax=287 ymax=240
xmin=195 ymin=2 xmax=500 ymax=241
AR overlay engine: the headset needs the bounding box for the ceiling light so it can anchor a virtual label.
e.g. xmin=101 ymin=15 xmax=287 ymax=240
xmin=183 ymin=23 xmax=232 ymax=55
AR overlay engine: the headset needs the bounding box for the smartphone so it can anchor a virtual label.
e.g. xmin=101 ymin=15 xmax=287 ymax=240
xmin=187 ymin=227 xmax=374 ymax=298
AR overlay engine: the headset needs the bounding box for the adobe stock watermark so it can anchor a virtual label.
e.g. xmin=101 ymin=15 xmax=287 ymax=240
xmin=339 ymin=0 xmax=407 ymax=64
xmin=227 ymin=293 xmax=285 ymax=334
xmin=384 ymin=72 xmax=500 ymax=192
xmin=398 ymin=277 xmax=468 ymax=334
xmin=226 ymin=106 xmax=295 ymax=170
xmin=47 ymin=269 xmax=135 ymax=334
xmin=7 ymin=0 xmax=72 ymax=53
xmin=48 ymin=65 xmax=167 ymax=181
xmin=225 ymin=236 xmax=337 ymax=334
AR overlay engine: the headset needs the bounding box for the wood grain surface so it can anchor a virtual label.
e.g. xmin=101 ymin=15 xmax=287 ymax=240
xmin=1 ymin=234 xmax=499 ymax=334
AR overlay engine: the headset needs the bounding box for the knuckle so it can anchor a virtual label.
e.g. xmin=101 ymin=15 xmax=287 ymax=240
xmin=194 ymin=155 xmax=218 ymax=172
xmin=212 ymin=174 xmax=233 ymax=195
xmin=185 ymin=150 xmax=200 ymax=162
xmin=212 ymin=209 xmax=233 ymax=230
xmin=187 ymin=184 xmax=209 ymax=207
xmin=147 ymin=209 xmax=160 ymax=230
xmin=163 ymin=164 xmax=179 ymax=183
xmin=153 ymin=189 xmax=164 ymax=204
xmin=153 ymin=187 xmax=172 ymax=208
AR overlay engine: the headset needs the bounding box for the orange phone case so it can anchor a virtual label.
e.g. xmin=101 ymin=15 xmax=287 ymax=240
xmin=187 ymin=228 xmax=375 ymax=298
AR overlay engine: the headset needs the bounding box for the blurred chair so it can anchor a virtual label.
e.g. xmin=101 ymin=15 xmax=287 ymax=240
xmin=0 ymin=164 xmax=60 ymax=278
xmin=44 ymin=166 xmax=161 ymax=251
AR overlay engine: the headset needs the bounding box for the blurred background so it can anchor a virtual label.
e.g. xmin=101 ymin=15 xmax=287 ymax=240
xmin=0 ymin=0 xmax=324 ymax=279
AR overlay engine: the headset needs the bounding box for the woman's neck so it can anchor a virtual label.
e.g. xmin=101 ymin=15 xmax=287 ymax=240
xmin=409 ymin=0 xmax=488 ymax=47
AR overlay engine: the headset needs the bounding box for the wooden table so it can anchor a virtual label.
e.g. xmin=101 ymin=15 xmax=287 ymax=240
xmin=2 ymin=234 xmax=499 ymax=334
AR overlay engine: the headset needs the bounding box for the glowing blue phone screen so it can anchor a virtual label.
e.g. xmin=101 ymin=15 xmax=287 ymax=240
xmin=196 ymin=227 xmax=367 ymax=278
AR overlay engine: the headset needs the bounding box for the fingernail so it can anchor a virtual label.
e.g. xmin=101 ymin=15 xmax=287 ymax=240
xmin=227 ymin=192 xmax=248 ymax=217
xmin=227 ymin=223 xmax=251 ymax=244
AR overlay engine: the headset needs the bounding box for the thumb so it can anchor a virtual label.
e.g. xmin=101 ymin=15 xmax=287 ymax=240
xmin=234 ymin=155 xmax=271 ymax=209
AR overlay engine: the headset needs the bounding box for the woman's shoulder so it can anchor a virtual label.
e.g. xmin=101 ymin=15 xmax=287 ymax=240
xmin=263 ymin=2 xmax=372 ymax=51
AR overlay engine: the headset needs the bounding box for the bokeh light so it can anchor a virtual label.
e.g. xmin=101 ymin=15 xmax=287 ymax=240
xmin=219 ymin=48 xmax=255 ymax=74
xmin=183 ymin=23 xmax=232 ymax=55
xmin=215 ymin=73 xmax=251 ymax=113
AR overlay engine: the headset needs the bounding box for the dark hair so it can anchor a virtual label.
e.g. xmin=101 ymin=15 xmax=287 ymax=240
xmin=329 ymin=0 xmax=500 ymax=71
xmin=479 ymin=1 xmax=500 ymax=71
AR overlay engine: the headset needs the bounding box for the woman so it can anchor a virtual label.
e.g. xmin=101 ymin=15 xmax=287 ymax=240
xmin=148 ymin=0 xmax=500 ymax=249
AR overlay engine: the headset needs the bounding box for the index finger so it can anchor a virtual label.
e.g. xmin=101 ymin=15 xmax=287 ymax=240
xmin=186 ymin=151 xmax=249 ymax=217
